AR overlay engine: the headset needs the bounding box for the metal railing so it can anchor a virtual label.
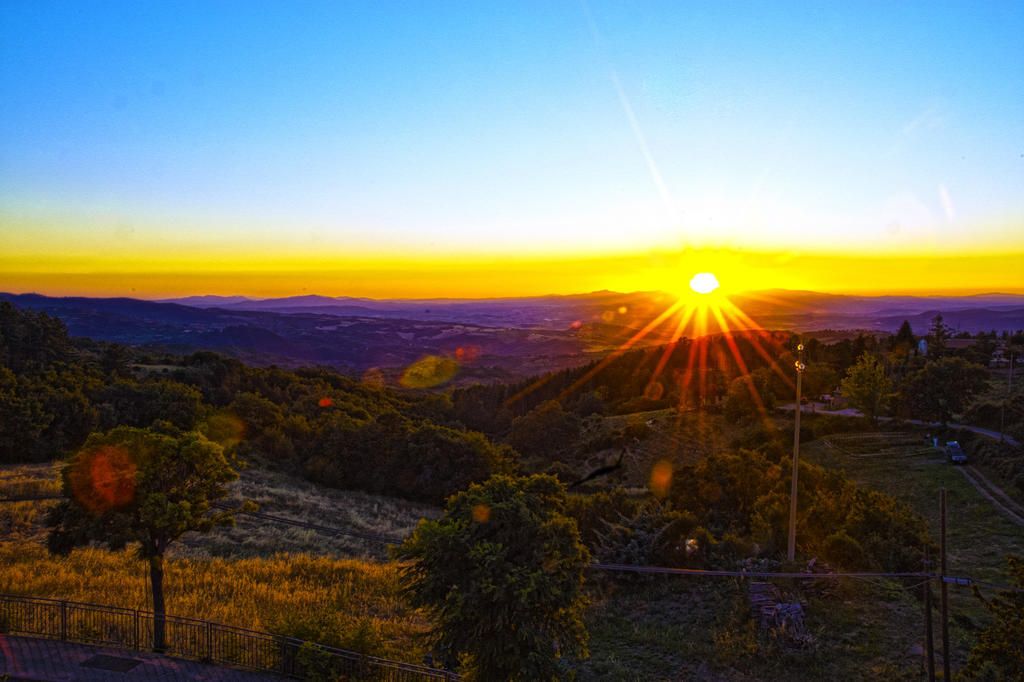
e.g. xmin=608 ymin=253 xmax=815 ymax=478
xmin=0 ymin=593 xmax=458 ymax=680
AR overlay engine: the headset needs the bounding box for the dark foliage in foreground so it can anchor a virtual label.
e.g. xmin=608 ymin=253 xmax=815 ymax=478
xmin=566 ymin=449 xmax=929 ymax=573
xmin=395 ymin=475 xmax=590 ymax=681
xmin=964 ymin=555 xmax=1024 ymax=680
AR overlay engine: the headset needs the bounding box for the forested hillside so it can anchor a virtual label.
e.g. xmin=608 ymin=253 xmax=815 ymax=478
xmin=3 ymin=299 xmax=1023 ymax=679
xmin=0 ymin=301 xmax=513 ymax=504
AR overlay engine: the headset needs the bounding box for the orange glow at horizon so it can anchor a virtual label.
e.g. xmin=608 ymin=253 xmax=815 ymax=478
xmin=1 ymin=245 xmax=1023 ymax=300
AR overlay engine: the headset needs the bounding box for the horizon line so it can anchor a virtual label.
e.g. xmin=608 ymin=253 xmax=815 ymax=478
xmin=4 ymin=287 xmax=1024 ymax=303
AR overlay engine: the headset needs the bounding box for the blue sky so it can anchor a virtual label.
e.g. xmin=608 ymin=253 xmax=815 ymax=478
xmin=1 ymin=1 xmax=1022 ymax=295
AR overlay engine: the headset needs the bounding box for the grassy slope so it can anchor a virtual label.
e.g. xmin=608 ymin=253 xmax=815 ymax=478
xmin=5 ymin=419 xmax=1021 ymax=679
xmin=584 ymin=577 xmax=929 ymax=682
xmin=177 ymin=467 xmax=440 ymax=561
xmin=804 ymin=431 xmax=1024 ymax=672
xmin=0 ymin=463 xmax=434 ymax=661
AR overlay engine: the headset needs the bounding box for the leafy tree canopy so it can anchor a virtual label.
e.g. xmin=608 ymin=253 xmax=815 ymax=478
xmin=47 ymin=425 xmax=241 ymax=558
xmin=900 ymin=356 xmax=989 ymax=426
xmin=507 ymin=400 xmax=581 ymax=460
xmin=47 ymin=425 xmax=245 ymax=651
xmin=723 ymin=367 xmax=776 ymax=423
xmin=840 ymin=351 xmax=893 ymax=425
xmin=394 ymin=474 xmax=590 ymax=681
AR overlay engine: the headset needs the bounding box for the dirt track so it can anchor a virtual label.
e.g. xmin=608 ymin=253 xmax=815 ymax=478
xmin=958 ymin=465 xmax=1024 ymax=527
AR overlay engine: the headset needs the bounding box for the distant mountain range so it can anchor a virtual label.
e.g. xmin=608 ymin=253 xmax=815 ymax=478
xmin=726 ymin=290 xmax=1024 ymax=335
xmin=159 ymin=290 xmax=1024 ymax=334
xmin=3 ymin=290 xmax=1022 ymax=382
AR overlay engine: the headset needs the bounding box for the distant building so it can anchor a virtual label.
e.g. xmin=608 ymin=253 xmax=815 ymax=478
xmin=990 ymin=341 xmax=1010 ymax=368
xmin=820 ymin=394 xmax=842 ymax=410
xmin=945 ymin=339 xmax=976 ymax=352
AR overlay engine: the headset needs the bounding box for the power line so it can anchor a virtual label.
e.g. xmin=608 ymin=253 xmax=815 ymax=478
xmin=9 ymin=493 xmax=1024 ymax=594
xmin=587 ymin=562 xmax=927 ymax=580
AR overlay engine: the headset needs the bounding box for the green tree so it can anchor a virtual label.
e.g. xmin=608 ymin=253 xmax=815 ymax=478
xmin=927 ymin=314 xmax=952 ymax=360
xmin=894 ymin=320 xmax=916 ymax=350
xmin=900 ymin=357 xmax=989 ymax=426
xmin=394 ymin=474 xmax=590 ymax=681
xmin=0 ymin=367 xmax=52 ymax=461
xmin=802 ymin=362 xmax=838 ymax=399
xmin=47 ymin=426 xmax=246 ymax=652
xmin=506 ymin=400 xmax=581 ymax=460
xmin=723 ymin=367 xmax=776 ymax=422
xmin=96 ymin=379 xmax=203 ymax=431
xmin=0 ymin=301 xmax=74 ymax=372
xmin=964 ymin=555 xmax=1024 ymax=680
xmin=839 ymin=352 xmax=893 ymax=425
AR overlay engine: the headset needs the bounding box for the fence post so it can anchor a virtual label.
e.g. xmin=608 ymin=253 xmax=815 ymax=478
xmin=134 ymin=610 xmax=139 ymax=651
xmin=60 ymin=601 xmax=67 ymax=640
xmin=279 ymin=635 xmax=288 ymax=676
xmin=206 ymin=620 xmax=213 ymax=662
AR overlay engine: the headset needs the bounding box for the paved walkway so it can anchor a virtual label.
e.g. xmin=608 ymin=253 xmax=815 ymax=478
xmin=779 ymin=403 xmax=1021 ymax=447
xmin=0 ymin=635 xmax=280 ymax=681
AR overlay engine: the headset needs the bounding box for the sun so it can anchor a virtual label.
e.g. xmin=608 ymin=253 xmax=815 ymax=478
xmin=689 ymin=272 xmax=720 ymax=295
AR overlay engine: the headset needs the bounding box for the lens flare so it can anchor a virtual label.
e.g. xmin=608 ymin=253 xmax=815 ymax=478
xmin=472 ymin=503 xmax=491 ymax=523
xmin=689 ymin=272 xmax=720 ymax=294
xmin=318 ymin=397 xmax=333 ymax=407
xmin=649 ymin=459 xmax=673 ymax=498
xmin=69 ymin=445 xmax=136 ymax=514
xmin=643 ymin=381 xmax=664 ymax=401
xmin=455 ymin=345 xmax=480 ymax=363
xmin=399 ymin=355 xmax=459 ymax=389
xmin=200 ymin=412 xmax=246 ymax=448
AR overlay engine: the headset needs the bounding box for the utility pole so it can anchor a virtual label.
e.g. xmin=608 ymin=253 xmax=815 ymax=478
xmin=1001 ymin=346 xmax=1017 ymax=442
xmin=940 ymin=488 xmax=950 ymax=682
xmin=787 ymin=343 xmax=806 ymax=562
xmin=924 ymin=544 xmax=935 ymax=682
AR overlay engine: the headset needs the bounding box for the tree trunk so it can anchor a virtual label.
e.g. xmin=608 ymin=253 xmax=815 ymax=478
xmin=150 ymin=553 xmax=166 ymax=653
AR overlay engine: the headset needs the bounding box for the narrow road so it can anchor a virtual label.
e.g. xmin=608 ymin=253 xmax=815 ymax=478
xmin=779 ymin=404 xmax=1021 ymax=447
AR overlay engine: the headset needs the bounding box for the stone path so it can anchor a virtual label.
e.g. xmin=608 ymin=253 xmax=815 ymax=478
xmin=0 ymin=635 xmax=280 ymax=681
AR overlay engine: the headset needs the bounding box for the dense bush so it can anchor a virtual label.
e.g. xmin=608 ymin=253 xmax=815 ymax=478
xmin=304 ymin=415 xmax=517 ymax=504
xmin=394 ymin=474 xmax=590 ymax=681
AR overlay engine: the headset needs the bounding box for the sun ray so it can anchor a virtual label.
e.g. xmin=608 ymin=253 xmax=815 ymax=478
xmin=675 ymin=335 xmax=701 ymax=411
xmin=507 ymin=271 xmax=796 ymax=438
xmin=551 ymin=298 xmax=686 ymax=404
xmin=505 ymin=297 xmax=682 ymax=407
xmin=644 ymin=305 xmax=697 ymax=397
xmin=710 ymin=305 xmax=773 ymax=423
xmin=697 ymin=311 xmax=710 ymax=446
xmin=503 ymin=372 xmax=558 ymax=411
xmin=720 ymin=302 xmax=795 ymax=391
